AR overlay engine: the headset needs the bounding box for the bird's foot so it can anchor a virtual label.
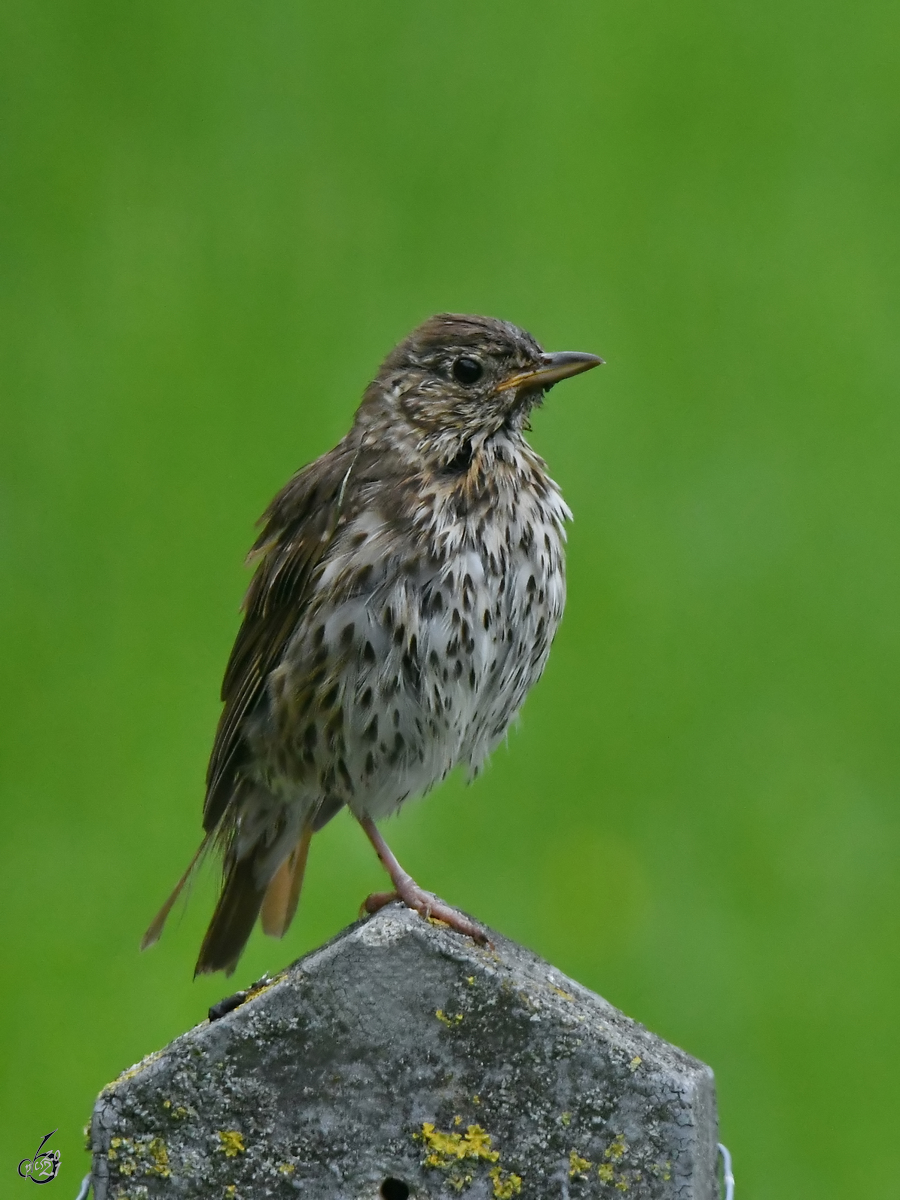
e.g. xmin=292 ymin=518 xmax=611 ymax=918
xmin=362 ymin=884 xmax=488 ymax=944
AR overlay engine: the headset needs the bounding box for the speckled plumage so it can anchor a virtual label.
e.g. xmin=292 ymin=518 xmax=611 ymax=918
xmin=143 ymin=314 xmax=602 ymax=974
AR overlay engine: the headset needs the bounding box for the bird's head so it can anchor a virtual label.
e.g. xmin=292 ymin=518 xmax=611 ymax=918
xmin=356 ymin=313 xmax=603 ymax=466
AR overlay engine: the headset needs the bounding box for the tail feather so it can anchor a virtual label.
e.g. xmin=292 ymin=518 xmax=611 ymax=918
xmin=144 ymin=798 xmax=318 ymax=976
xmin=194 ymin=855 xmax=267 ymax=977
xmin=141 ymin=833 xmax=212 ymax=951
xmin=260 ymin=826 xmax=313 ymax=938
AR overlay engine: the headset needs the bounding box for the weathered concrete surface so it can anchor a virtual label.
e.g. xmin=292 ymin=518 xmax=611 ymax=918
xmin=90 ymin=905 xmax=718 ymax=1199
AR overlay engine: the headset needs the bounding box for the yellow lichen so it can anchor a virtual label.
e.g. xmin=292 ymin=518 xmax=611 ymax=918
xmin=467 ymin=976 xmax=475 ymax=985
xmin=435 ymin=1009 xmax=464 ymax=1026
xmin=277 ymin=1163 xmax=295 ymax=1175
xmin=416 ymin=1120 xmax=516 ymax=1193
xmin=108 ymin=1135 xmax=166 ymax=1179
xmin=217 ymin=1131 xmax=245 ymax=1158
xmin=569 ymin=1150 xmax=592 ymax=1177
xmin=629 ymin=1056 xmax=642 ymax=1071
xmin=147 ymin=1137 xmax=171 ymax=1177
xmin=245 ymin=972 xmax=285 ymax=1003
xmin=106 ymin=1050 xmax=163 ymax=1091
xmin=472 ymin=1094 xmax=481 ymax=1105
xmin=605 ymin=1134 xmax=626 ymax=1161
xmin=418 ymin=1122 xmax=500 ymax=1167
xmin=552 ymin=986 xmax=575 ymax=1001
xmin=599 ymin=1164 xmax=615 ymax=1183
xmin=615 ymin=1179 xmax=630 ymax=1192
xmin=225 ymin=1187 xmax=237 ymax=1198
xmin=489 ymin=1165 xmax=523 ymax=1198
xmin=560 ymin=1111 xmax=571 ymax=1127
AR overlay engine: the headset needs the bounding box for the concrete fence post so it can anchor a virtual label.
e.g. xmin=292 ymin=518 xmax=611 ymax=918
xmin=89 ymin=905 xmax=719 ymax=1199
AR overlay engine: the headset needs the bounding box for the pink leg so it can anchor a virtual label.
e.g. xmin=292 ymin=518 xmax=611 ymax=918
xmin=358 ymin=816 xmax=487 ymax=944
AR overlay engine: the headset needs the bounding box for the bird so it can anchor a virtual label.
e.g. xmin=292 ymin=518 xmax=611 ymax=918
xmin=142 ymin=313 xmax=603 ymax=975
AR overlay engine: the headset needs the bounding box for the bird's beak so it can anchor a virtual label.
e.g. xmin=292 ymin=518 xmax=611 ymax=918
xmin=496 ymin=350 xmax=605 ymax=393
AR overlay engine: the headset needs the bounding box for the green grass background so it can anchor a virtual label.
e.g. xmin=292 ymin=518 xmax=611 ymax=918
xmin=2 ymin=1 xmax=898 ymax=1195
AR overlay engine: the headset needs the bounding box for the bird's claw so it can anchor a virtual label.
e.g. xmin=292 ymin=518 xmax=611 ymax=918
xmin=361 ymin=885 xmax=488 ymax=945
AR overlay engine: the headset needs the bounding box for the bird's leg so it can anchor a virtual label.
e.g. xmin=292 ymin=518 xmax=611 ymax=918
xmin=358 ymin=815 xmax=487 ymax=944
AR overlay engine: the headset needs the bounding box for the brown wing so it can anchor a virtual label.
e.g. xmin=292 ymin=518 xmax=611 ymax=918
xmin=203 ymin=437 xmax=359 ymax=832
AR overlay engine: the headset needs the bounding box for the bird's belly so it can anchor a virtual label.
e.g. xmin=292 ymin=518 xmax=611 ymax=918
xmin=263 ymin=510 xmax=566 ymax=823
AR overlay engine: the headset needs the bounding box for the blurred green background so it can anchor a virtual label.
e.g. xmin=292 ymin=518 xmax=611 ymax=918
xmin=2 ymin=0 xmax=898 ymax=1195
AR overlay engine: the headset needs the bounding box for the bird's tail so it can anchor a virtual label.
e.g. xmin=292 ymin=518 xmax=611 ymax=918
xmin=141 ymin=793 xmax=318 ymax=976
xmin=193 ymin=825 xmax=313 ymax=976
xmin=193 ymin=853 xmax=267 ymax=976
xmin=141 ymin=832 xmax=213 ymax=952
xmin=260 ymin=826 xmax=313 ymax=938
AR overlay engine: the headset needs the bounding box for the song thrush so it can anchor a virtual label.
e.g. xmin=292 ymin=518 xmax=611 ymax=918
xmin=143 ymin=314 xmax=602 ymax=974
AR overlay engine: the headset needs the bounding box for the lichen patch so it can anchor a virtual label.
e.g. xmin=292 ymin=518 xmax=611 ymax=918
xmin=569 ymin=1149 xmax=592 ymax=1178
xmin=216 ymin=1130 xmax=245 ymax=1158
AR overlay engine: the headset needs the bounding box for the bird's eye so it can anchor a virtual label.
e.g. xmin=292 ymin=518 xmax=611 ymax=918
xmin=452 ymin=356 xmax=483 ymax=386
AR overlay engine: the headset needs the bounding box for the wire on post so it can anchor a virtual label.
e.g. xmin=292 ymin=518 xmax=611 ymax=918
xmin=718 ymin=1142 xmax=735 ymax=1199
